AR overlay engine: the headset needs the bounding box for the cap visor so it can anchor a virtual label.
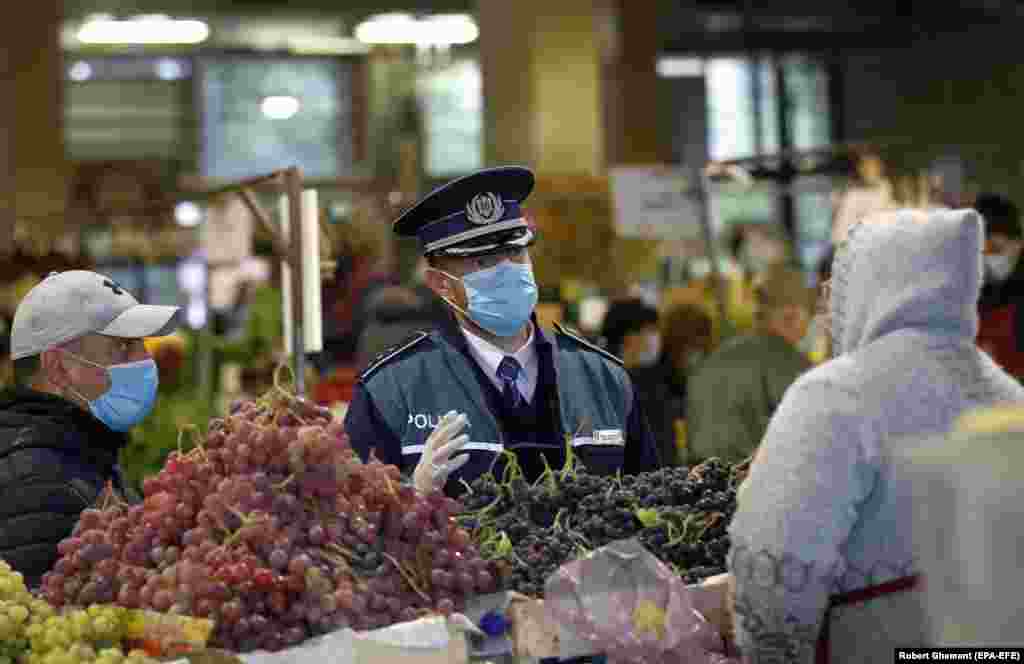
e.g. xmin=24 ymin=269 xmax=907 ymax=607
xmin=99 ymin=304 xmax=181 ymax=339
xmin=434 ymin=227 xmax=536 ymax=257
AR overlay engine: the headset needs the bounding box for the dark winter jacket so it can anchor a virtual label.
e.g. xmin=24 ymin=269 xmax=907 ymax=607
xmin=0 ymin=388 xmax=135 ymax=587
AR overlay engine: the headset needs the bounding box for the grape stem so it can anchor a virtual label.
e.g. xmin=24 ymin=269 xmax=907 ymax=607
xmin=178 ymin=423 xmax=209 ymax=462
xmin=560 ymin=419 xmax=588 ymax=482
xmin=327 ymin=543 xmax=355 ymax=560
xmin=688 ymin=457 xmax=722 ymax=484
xmin=498 ymin=449 xmax=523 ymax=485
xmin=533 ymin=454 xmax=560 ymax=494
xmin=222 ymin=508 xmax=271 ymax=547
xmin=696 ymin=512 xmax=725 ymax=541
xmin=319 ymin=551 xmax=352 ymax=572
xmin=273 ymin=474 xmax=296 ymax=490
xmin=551 ymin=508 xmax=568 ymax=533
xmin=381 ymin=552 xmax=431 ymax=603
xmin=382 ymin=475 xmax=399 ymax=501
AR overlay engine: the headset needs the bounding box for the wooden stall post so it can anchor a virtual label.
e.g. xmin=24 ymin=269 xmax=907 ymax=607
xmin=285 ymin=167 xmax=307 ymax=398
xmin=696 ymin=166 xmax=730 ymax=330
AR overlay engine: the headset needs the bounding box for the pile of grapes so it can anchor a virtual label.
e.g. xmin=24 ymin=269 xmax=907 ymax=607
xmin=463 ymin=455 xmax=748 ymax=597
xmin=0 ymin=559 xmax=156 ymax=664
xmin=40 ymin=384 xmax=503 ymax=654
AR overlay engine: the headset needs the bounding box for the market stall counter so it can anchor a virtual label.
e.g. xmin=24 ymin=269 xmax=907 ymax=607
xmin=10 ymin=378 xmax=744 ymax=663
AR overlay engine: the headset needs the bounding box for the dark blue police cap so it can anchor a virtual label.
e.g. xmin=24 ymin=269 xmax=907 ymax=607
xmin=393 ymin=166 xmax=536 ymax=258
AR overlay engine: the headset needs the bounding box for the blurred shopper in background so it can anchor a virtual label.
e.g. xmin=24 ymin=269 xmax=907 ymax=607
xmin=686 ymin=263 xmax=813 ymax=464
xmin=600 ymin=298 xmax=660 ymax=367
xmin=975 ymin=192 xmax=1024 ymax=379
xmin=353 ymin=285 xmax=443 ymax=373
xmin=801 ymin=244 xmax=836 ymax=363
xmin=728 ymin=209 xmax=1024 ymax=663
xmin=600 ymin=298 xmax=689 ymax=465
xmin=321 ymin=200 xmax=399 ymax=372
xmin=653 ymin=302 xmax=715 ymax=465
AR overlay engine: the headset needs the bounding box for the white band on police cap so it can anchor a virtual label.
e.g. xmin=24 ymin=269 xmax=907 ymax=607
xmin=423 ymin=217 xmax=528 ymax=254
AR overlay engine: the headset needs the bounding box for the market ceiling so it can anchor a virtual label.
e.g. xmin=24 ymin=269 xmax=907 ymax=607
xmin=62 ymin=0 xmax=1024 ymax=52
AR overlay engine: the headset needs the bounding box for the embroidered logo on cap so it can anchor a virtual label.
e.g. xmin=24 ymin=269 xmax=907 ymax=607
xmin=465 ymin=192 xmax=504 ymax=225
xmin=103 ymin=279 xmax=125 ymax=296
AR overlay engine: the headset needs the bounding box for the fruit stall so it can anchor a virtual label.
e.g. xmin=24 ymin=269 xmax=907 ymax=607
xmin=0 ymin=166 xmax=746 ymax=664
xmin=0 ymin=368 xmax=744 ymax=663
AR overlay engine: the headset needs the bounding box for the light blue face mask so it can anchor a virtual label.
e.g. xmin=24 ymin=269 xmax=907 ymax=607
xmin=64 ymin=351 xmax=159 ymax=432
xmin=438 ymin=261 xmax=539 ymax=338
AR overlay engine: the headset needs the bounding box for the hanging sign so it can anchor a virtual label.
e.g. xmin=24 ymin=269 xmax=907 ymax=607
xmin=609 ymin=166 xmax=703 ymax=241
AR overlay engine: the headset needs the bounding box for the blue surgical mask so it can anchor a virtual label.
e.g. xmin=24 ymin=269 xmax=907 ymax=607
xmin=437 ymin=261 xmax=539 ymax=338
xmin=64 ymin=352 xmax=159 ymax=432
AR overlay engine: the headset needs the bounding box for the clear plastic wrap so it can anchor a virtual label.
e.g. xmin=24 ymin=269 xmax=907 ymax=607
xmin=544 ymin=539 xmax=739 ymax=664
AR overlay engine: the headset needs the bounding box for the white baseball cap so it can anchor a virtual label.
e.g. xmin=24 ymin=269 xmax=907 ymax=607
xmin=10 ymin=270 xmax=181 ymax=360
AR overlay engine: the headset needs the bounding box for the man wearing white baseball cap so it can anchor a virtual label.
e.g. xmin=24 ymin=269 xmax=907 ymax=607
xmin=0 ymin=270 xmax=179 ymax=587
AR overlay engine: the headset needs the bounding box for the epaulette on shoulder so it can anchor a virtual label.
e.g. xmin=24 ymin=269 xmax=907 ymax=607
xmin=553 ymin=322 xmax=623 ymax=366
xmin=359 ymin=331 xmax=431 ymax=381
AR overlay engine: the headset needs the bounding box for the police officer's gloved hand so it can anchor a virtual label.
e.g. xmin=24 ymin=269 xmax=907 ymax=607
xmin=413 ymin=411 xmax=471 ymax=493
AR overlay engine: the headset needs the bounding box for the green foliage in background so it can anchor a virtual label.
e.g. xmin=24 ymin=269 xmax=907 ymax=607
xmin=214 ymin=285 xmax=283 ymax=364
xmin=119 ymin=330 xmax=212 ymax=491
xmin=119 ymin=286 xmax=283 ymax=490
xmin=121 ymin=385 xmax=216 ymax=492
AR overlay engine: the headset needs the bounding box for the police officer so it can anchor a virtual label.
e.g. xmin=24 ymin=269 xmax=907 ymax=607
xmin=344 ymin=166 xmax=660 ymax=495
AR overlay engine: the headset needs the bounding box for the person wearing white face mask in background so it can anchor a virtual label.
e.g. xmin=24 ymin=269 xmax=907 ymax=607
xmin=599 ymin=298 xmax=684 ymax=466
xmin=344 ymin=167 xmax=661 ymax=495
xmin=975 ymin=193 xmax=1024 ymax=380
xmin=1 ymin=271 xmax=180 ymax=587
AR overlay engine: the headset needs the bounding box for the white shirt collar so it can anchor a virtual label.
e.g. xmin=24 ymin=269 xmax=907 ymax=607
xmin=461 ymin=323 xmax=539 ymax=404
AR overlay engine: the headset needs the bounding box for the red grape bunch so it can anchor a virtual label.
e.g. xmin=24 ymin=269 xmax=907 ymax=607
xmin=41 ymin=391 xmax=505 ymax=653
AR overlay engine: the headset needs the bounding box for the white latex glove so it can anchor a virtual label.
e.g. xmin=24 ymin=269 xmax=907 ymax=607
xmin=412 ymin=411 xmax=470 ymax=493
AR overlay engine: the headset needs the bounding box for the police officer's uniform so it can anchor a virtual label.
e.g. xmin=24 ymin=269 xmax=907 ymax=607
xmin=343 ymin=167 xmax=660 ymax=494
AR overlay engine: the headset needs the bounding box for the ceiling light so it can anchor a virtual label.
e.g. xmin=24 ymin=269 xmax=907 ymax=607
xmin=417 ymin=14 xmax=479 ymax=45
xmin=287 ymin=36 xmax=371 ymax=55
xmin=174 ymin=201 xmax=203 ymax=227
xmin=355 ymin=13 xmax=478 ymax=46
xmin=155 ymin=58 xmax=186 ymax=81
xmin=657 ymin=57 xmax=704 ymax=78
xmin=261 ymin=96 xmax=301 ymax=120
xmin=77 ymin=15 xmax=210 ymax=45
xmin=68 ymin=61 xmax=93 ymax=82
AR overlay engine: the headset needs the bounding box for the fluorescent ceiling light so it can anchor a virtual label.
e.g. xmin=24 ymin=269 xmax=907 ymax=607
xmin=68 ymin=61 xmax=93 ymax=82
xmin=78 ymin=15 xmax=210 ymax=45
xmin=287 ymin=36 xmax=371 ymax=55
xmin=418 ymin=14 xmax=479 ymax=45
xmin=174 ymin=201 xmax=203 ymax=227
xmin=355 ymin=13 xmax=478 ymax=46
xmin=657 ymin=57 xmax=704 ymax=78
xmin=261 ymin=96 xmax=301 ymax=120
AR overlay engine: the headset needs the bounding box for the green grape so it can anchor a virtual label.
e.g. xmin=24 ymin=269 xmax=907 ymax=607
xmin=7 ymin=603 xmax=28 ymax=625
xmin=68 ymin=611 xmax=91 ymax=641
xmin=96 ymin=648 xmax=125 ymax=664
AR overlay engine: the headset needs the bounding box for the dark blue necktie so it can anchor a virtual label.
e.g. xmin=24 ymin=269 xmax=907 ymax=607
xmin=497 ymin=356 xmax=524 ymax=410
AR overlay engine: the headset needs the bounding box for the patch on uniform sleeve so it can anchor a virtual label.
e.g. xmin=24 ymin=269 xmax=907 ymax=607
xmin=359 ymin=331 xmax=431 ymax=381
xmin=553 ymin=322 xmax=623 ymax=366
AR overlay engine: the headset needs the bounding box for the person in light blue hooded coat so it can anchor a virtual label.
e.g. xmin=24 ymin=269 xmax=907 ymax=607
xmin=726 ymin=208 xmax=1024 ymax=663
